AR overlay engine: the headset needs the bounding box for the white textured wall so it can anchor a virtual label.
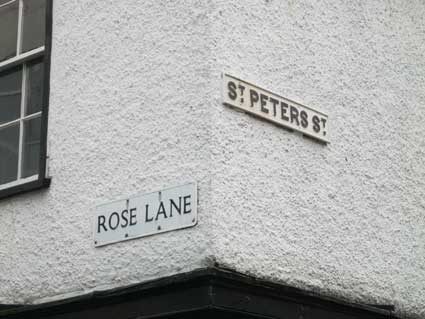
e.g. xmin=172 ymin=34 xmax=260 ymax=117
xmin=210 ymin=1 xmax=425 ymax=318
xmin=0 ymin=1 xmax=424 ymax=318
xmin=0 ymin=0 xmax=216 ymax=305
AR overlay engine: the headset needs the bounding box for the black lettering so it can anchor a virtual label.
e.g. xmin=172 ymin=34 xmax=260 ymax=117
xmin=145 ymin=204 xmax=154 ymax=222
xmin=121 ymin=209 xmax=129 ymax=228
xmin=321 ymin=118 xmax=327 ymax=129
xmin=300 ymin=111 xmax=308 ymax=128
xmin=280 ymin=102 xmax=289 ymax=121
xmin=269 ymin=97 xmax=279 ymax=116
xmin=238 ymin=84 xmax=245 ymax=96
xmin=155 ymin=201 xmax=168 ymax=220
xmin=109 ymin=212 xmax=120 ymax=230
xmin=260 ymin=94 xmax=269 ymax=114
xmin=250 ymin=89 xmax=259 ymax=107
xmin=170 ymin=197 xmax=182 ymax=217
xmin=312 ymin=115 xmax=320 ymax=132
xmin=183 ymin=195 xmax=192 ymax=214
xmin=290 ymin=106 xmax=299 ymax=126
xmin=227 ymin=81 xmax=237 ymax=100
xmin=130 ymin=208 xmax=137 ymax=226
xmin=97 ymin=215 xmax=107 ymax=233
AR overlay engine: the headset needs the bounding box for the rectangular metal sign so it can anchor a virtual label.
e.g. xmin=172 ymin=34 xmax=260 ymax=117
xmin=94 ymin=182 xmax=197 ymax=247
xmin=222 ymin=73 xmax=329 ymax=143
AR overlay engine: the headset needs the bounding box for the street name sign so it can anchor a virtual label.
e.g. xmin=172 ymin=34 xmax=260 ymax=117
xmin=94 ymin=182 xmax=197 ymax=247
xmin=222 ymin=73 xmax=329 ymax=143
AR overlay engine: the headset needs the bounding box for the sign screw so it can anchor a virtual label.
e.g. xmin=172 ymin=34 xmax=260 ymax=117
xmin=157 ymin=226 xmax=161 ymax=230
xmin=192 ymin=218 xmax=196 ymax=223
xmin=125 ymin=234 xmax=129 ymax=238
xmin=94 ymin=241 xmax=97 ymax=245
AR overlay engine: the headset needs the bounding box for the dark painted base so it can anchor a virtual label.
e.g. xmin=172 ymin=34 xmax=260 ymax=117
xmin=0 ymin=267 xmax=396 ymax=319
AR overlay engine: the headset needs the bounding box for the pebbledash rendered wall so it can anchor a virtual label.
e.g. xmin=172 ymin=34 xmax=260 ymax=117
xmin=0 ymin=1 xmax=424 ymax=318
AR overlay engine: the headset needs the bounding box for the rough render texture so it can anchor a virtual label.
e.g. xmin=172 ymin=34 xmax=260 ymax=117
xmin=0 ymin=0 xmax=216 ymax=305
xmin=0 ymin=1 xmax=424 ymax=318
xmin=209 ymin=1 xmax=425 ymax=318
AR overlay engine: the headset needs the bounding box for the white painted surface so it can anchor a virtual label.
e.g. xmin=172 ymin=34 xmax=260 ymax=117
xmin=0 ymin=0 xmax=215 ymax=306
xmin=210 ymin=2 xmax=425 ymax=318
xmin=0 ymin=1 xmax=424 ymax=319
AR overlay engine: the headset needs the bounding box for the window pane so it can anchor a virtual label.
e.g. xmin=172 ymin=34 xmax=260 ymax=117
xmin=22 ymin=116 xmax=41 ymax=178
xmin=0 ymin=0 xmax=18 ymax=62
xmin=0 ymin=123 xmax=19 ymax=185
xmin=0 ymin=65 xmax=22 ymax=125
xmin=22 ymin=0 xmax=46 ymax=53
xmin=25 ymin=58 xmax=44 ymax=115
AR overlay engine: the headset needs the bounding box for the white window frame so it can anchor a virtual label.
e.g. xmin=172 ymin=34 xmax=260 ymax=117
xmin=0 ymin=0 xmax=51 ymax=196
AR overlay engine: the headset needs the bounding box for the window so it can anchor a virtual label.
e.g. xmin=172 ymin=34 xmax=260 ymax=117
xmin=0 ymin=0 xmax=51 ymax=198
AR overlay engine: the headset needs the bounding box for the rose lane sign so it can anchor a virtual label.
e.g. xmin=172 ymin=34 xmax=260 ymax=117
xmin=94 ymin=182 xmax=198 ymax=247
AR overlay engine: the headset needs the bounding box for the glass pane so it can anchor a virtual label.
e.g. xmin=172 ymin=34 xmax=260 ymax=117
xmin=0 ymin=123 xmax=19 ymax=185
xmin=22 ymin=0 xmax=46 ymax=53
xmin=0 ymin=65 xmax=22 ymax=125
xmin=0 ymin=0 xmax=18 ymax=62
xmin=22 ymin=116 xmax=41 ymax=178
xmin=25 ymin=58 xmax=44 ymax=115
